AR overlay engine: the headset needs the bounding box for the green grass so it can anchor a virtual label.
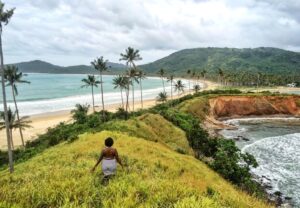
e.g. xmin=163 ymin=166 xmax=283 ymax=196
xmin=0 ymin=131 xmax=271 ymax=208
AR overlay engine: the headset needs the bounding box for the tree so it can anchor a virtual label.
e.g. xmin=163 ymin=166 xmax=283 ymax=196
xmin=122 ymin=76 xmax=131 ymax=119
xmin=217 ymin=68 xmax=224 ymax=84
xmin=193 ymin=84 xmax=201 ymax=93
xmin=158 ymin=68 xmax=166 ymax=93
xmin=71 ymin=104 xmax=89 ymax=124
xmin=136 ymin=69 xmax=146 ymax=109
xmin=174 ymin=80 xmax=185 ymax=96
xmin=167 ymin=75 xmax=174 ymax=101
xmin=4 ymin=65 xmax=30 ymax=147
xmin=156 ymin=92 xmax=167 ymax=103
xmin=120 ymin=47 xmax=142 ymax=112
xmin=0 ymin=108 xmax=31 ymax=150
xmin=91 ymin=57 xmax=108 ymax=119
xmin=186 ymin=69 xmax=191 ymax=91
xmin=0 ymin=1 xmax=15 ymax=173
xmin=112 ymin=75 xmax=127 ymax=109
xmin=125 ymin=68 xmax=138 ymax=111
xmin=81 ymin=75 xmax=100 ymax=112
xmin=201 ymin=69 xmax=207 ymax=80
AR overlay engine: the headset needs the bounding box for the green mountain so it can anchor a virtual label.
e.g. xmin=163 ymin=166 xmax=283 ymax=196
xmin=12 ymin=60 xmax=126 ymax=74
xmin=140 ymin=47 xmax=300 ymax=76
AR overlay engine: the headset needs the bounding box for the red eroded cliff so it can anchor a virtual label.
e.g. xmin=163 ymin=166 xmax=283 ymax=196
xmin=209 ymin=96 xmax=300 ymax=119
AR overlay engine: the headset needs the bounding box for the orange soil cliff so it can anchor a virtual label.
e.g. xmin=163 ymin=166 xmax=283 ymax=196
xmin=209 ymin=96 xmax=300 ymax=119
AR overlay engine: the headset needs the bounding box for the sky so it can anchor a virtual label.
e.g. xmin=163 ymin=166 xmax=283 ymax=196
xmin=2 ymin=0 xmax=300 ymax=66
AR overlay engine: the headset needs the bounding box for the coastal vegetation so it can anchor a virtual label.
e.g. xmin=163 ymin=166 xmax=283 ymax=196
xmin=0 ymin=90 xmax=274 ymax=207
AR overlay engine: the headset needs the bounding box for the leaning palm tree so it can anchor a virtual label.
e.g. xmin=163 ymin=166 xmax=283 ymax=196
xmin=125 ymin=68 xmax=139 ymax=111
xmin=136 ymin=69 xmax=146 ymax=109
xmin=156 ymin=92 xmax=167 ymax=103
xmin=167 ymin=75 xmax=174 ymax=100
xmin=112 ymin=75 xmax=126 ymax=109
xmin=158 ymin=68 xmax=166 ymax=93
xmin=120 ymin=47 xmax=142 ymax=111
xmin=4 ymin=65 xmax=30 ymax=147
xmin=0 ymin=1 xmax=15 ymax=173
xmin=0 ymin=108 xmax=31 ymax=150
xmin=81 ymin=75 xmax=100 ymax=112
xmin=91 ymin=57 xmax=108 ymax=119
xmin=122 ymin=76 xmax=131 ymax=118
xmin=174 ymin=80 xmax=185 ymax=96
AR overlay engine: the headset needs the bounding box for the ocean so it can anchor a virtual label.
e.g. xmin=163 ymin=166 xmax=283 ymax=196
xmin=0 ymin=73 xmax=191 ymax=116
xmin=219 ymin=118 xmax=300 ymax=207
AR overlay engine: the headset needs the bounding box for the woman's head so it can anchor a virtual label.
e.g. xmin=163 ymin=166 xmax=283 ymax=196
xmin=105 ymin=137 xmax=114 ymax=147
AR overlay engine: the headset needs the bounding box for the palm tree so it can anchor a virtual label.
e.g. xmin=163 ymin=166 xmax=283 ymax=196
xmin=156 ymin=92 xmax=167 ymax=103
xmin=91 ymin=57 xmax=108 ymax=119
xmin=122 ymin=76 xmax=131 ymax=118
xmin=126 ymin=68 xmax=138 ymax=111
xmin=201 ymin=69 xmax=207 ymax=80
xmin=167 ymin=75 xmax=174 ymax=101
xmin=120 ymin=47 xmax=142 ymax=112
xmin=158 ymin=68 xmax=166 ymax=93
xmin=186 ymin=69 xmax=191 ymax=91
xmin=81 ymin=75 xmax=100 ymax=112
xmin=0 ymin=108 xmax=31 ymax=150
xmin=0 ymin=1 xmax=15 ymax=173
xmin=217 ymin=68 xmax=224 ymax=84
xmin=112 ymin=75 xmax=126 ymax=109
xmin=191 ymin=70 xmax=196 ymax=88
xmin=136 ymin=69 xmax=146 ymax=109
xmin=193 ymin=84 xmax=201 ymax=93
xmin=71 ymin=104 xmax=89 ymax=124
xmin=174 ymin=80 xmax=185 ymax=96
xmin=4 ymin=65 xmax=30 ymax=147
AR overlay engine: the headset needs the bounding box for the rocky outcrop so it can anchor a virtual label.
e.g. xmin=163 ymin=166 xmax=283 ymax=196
xmin=210 ymin=96 xmax=300 ymax=119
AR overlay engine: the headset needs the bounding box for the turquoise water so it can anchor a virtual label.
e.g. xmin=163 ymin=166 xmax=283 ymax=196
xmin=0 ymin=73 xmax=187 ymax=115
xmin=220 ymin=118 xmax=300 ymax=207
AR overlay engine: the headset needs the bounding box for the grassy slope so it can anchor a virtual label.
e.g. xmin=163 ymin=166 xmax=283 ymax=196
xmin=0 ymin=111 xmax=272 ymax=207
xmin=0 ymin=131 xmax=271 ymax=208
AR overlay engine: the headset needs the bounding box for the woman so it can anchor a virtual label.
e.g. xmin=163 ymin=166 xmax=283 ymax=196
xmin=91 ymin=137 xmax=123 ymax=176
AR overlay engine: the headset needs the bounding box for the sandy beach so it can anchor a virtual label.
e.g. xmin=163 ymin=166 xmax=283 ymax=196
xmin=0 ymin=80 xmax=218 ymax=149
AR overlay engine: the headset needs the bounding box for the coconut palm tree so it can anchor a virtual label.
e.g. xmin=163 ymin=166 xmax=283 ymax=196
xmin=91 ymin=57 xmax=108 ymax=119
xmin=158 ymin=68 xmax=166 ymax=93
xmin=193 ymin=84 xmax=201 ymax=93
xmin=186 ymin=69 xmax=191 ymax=91
xmin=4 ymin=65 xmax=30 ymax=147
xmin=167 ymin=75 xmax=174 ymax=101
xmin=0 ymin=1 xmax=15 ymax=173
xmin=136 ymin=69 xmax=146 ymax=109
xmin=81 ymin=75 xmax=100 ymax=112
xmin=174 ymin=80 xmax=185 ymax=96
xmin=120 ymin=47 xmax=142 ymax=111
xmin=0 ymin=108 xmax=31 ymax=150
xmin=156 ymin=92 xmax=167 ymax=103
xmin=125 ymin=68 xmax=139 ymax=111
xmin=112 ymin=75 xmax=127 ymax=109
xmin=122 ymin=76 xmax=131 ymax=118
xmin=201 ymin=69 xmax=207 ymax=80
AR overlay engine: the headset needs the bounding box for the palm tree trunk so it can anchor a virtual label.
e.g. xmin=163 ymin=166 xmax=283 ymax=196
xmin=132 ymin=81 xmax=134 ymax=112
xmin=12 ymin=85 xmax=25 ymax=147
xmin=139 ymin=78 xmax=143 ymax=109
xmin=120 ymin=88 xmax=124 ymax=109
xmin=161 ymin=78 xmax=165 ymax=93
xmin=170 ymin=80 xmax=173 ymax=100
xmin=91 ymin=85 xmax=95 ymax=112
xmin=99 ymin=72 xmax=105 ymax=119
xmin=9 ymin=129 xmax=14 ymax=150
xmin=125 ymin=86 xmax=130 ymax=119
xmin=0 ymin=32 xmax=14 ymax=173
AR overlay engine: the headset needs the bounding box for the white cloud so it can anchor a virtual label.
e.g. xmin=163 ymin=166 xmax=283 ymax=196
xmin=2 ymin=0 xmax=300 ymax=66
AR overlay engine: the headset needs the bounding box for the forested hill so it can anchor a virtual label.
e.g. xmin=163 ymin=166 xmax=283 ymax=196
xmin=11 ymin=60 xmax=126 ymax=74
xmin=140 ymin=47 xmax=300 ymax=76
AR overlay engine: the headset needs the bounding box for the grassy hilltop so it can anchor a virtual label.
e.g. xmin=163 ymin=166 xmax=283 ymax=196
xmin=0 ymin=91 xmax=273 ymax=208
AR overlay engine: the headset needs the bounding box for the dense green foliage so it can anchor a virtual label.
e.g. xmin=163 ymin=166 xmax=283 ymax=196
xmin=140 ymin=47 xmax=300 ymax=85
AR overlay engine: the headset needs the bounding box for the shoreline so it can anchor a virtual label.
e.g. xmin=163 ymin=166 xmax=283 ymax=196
xmin=0 ymin=80 xmax=218 ymax=149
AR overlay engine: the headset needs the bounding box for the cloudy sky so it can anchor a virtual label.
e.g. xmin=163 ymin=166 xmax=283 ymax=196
xmin=3 ymin=0 xmax=300 ymax=66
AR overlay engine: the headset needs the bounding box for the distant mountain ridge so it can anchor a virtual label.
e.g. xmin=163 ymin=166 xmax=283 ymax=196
xmin=140 ymin=47 xmax=300 ymax=76
xmin=11 ymin=60 xmax=126 ymax=74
